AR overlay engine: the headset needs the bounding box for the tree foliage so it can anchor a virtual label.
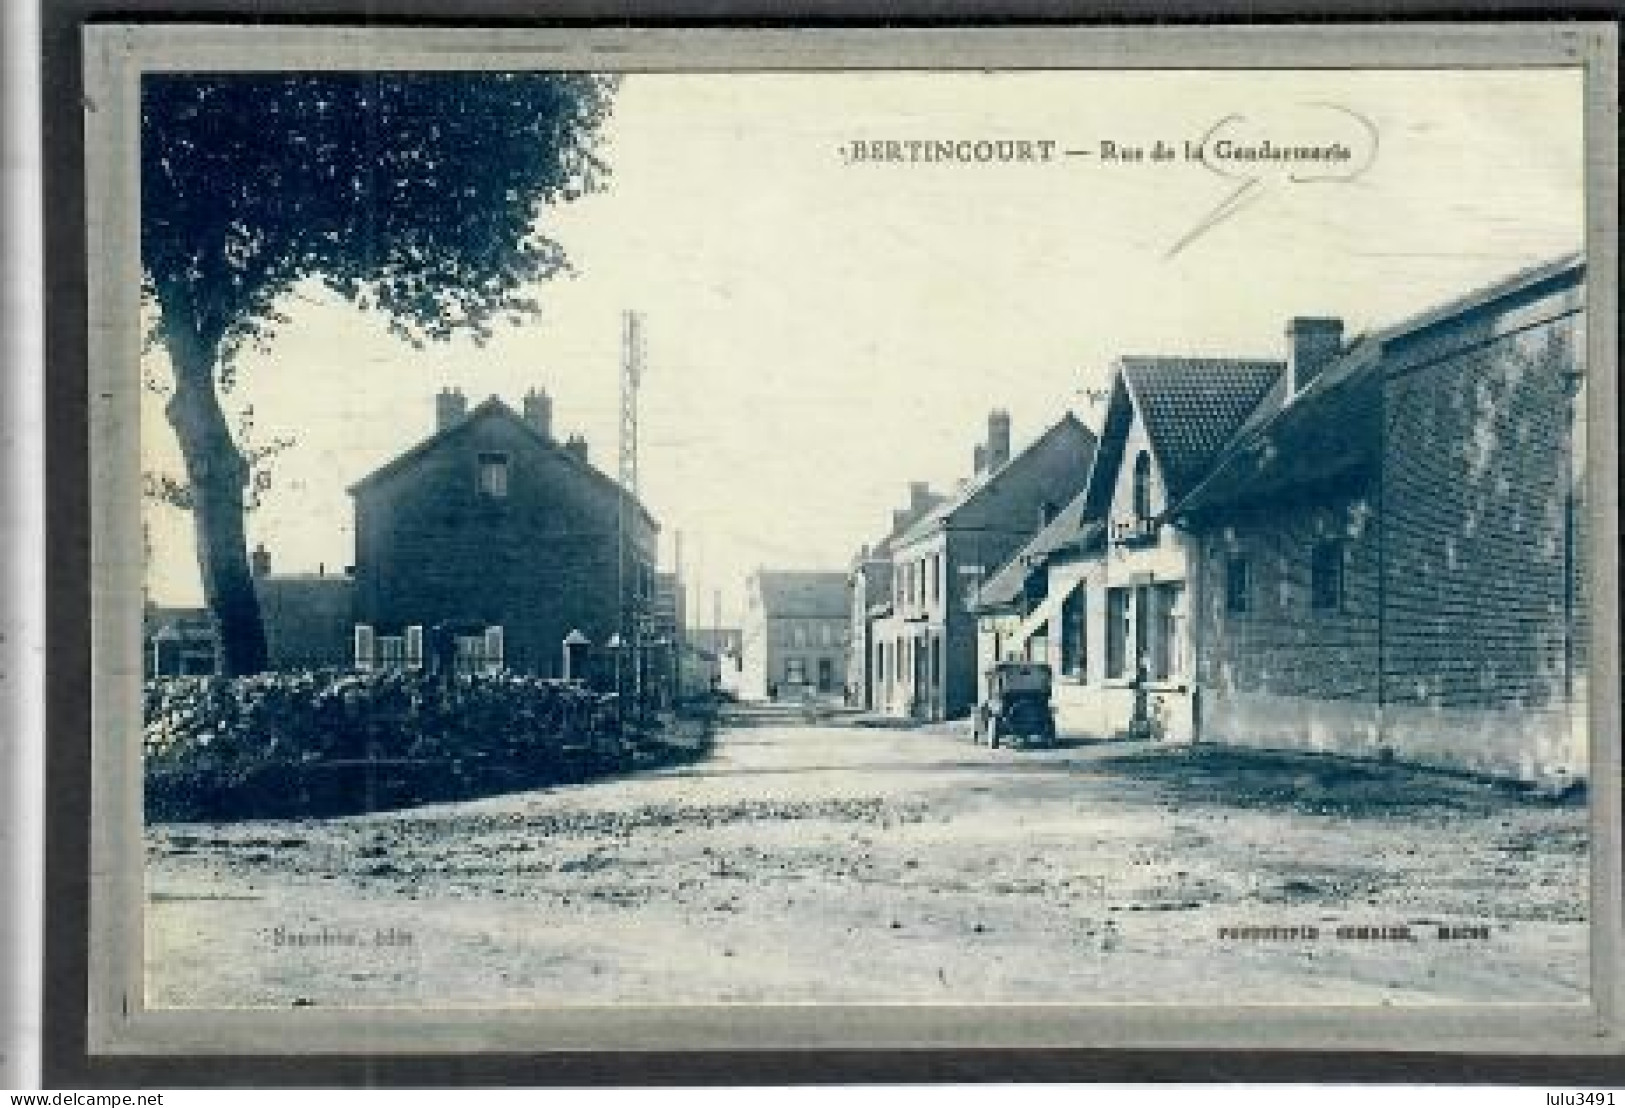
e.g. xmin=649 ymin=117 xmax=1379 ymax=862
xmin=142 ymin=71 xmax=618 ymax=674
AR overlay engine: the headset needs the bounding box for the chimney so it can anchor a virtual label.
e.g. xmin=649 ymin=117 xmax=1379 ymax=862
xmin=564 ymin=433 xmax=589 ymax=463
xmin=522 ymin=387 xmax=553 ymax=439
xmin=973 ymin=444 xmax=987 ymax=474
xmin=986 ymin=409 xmax=1011 ymax=471
xmin=250 ymin=543 xmax=271 ymax=578
xmin=909 ymin=481 xmax=931 ymax=512
xmin=435 ymin=387 xmax=467 ymax=431
xmin=1286 ymin=317 xmax=1344 ymax=395
xmin=892 ymin=509 xmax=910 ymax=534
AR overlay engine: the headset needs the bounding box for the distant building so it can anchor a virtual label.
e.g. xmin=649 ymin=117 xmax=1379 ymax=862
xmin=871 ymin=410 xmax=1097 ymax=720
xmin=741 ymin=571 xmax=849 ymax=701
xmin=684 ymin=627 xmax=744 ymax=696
xmin=143 ymin=603 xmax=219 ymax=677
xmin=248 ymin=543 xmax=357 ymax=671
xmin=969 ymin=354 xmax=1282 ymax=741
xmin=347 ymin=388 xmax=658 ymax=679
xmin=846 ymin=482 xmax=943 ymax=710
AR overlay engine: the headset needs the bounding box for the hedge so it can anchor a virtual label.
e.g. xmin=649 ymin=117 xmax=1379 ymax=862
xmin=144 ymin=668 xmax=654 ymax=821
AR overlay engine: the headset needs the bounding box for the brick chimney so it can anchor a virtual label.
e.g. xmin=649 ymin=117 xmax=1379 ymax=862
xmin=909 ymin=481 xmax=932 ymax=512
xmin=1286 ymin=317 xmax=1344 ymax=395
xmin=435 ymin=387 xmax=467 ymax=431
xmin=522 ymin=387 xmax=553 ymax=439
xmin=250 ymin=543 xmax=271 ymax=578
xmin=564 ymin=433 xmax=589 ymax=463
xmin=986 ymin=409 xmax=1012 ymax=471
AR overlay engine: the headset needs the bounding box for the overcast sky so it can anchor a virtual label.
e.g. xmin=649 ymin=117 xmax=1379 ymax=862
xmin=142 ymin=67 xmax=1584 ymax=624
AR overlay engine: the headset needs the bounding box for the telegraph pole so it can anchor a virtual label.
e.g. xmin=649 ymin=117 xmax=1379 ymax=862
xmin=617 ymin=310 xmax=645 ymax=724
xmin=673 ymin=528 xmax=684 ymax=703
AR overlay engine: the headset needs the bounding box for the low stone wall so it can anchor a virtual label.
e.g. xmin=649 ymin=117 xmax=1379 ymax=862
xmin=1200 ymin=684 xmax=1587 ymax=789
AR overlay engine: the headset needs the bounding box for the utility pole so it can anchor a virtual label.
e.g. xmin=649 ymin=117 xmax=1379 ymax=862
xmin=673 ymin=528 xmax=684 ymax=704
xmin=617 ymin=309 xmax=645 ymax=725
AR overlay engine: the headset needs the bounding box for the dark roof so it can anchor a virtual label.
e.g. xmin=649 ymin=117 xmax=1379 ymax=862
xmin=969 ymin=490 xmax=1106 ymax=613
xmin=753 ymin=571 xmax=849 ymax=619
xmin=256 ymin=574 xmax=356 ymax=621
xmin=1120 ymin=356 xmax=1285 ymax=501
xmin=346 ymin=396 xmax=657 ymax=530
xmin=1170 ymin=253 xmax=1585 ymax=519
xmin=897 ymin=413 xmax=1094 ymax=547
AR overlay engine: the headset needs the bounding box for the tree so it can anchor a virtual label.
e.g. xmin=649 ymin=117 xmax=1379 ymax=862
xmin=142 ymin=72 xmax=617 ymax=674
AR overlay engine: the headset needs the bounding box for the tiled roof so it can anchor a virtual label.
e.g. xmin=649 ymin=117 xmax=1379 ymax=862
xmin=347 ymin=396 xmax=658 ymax=530
xmin=1169 ymin=254 xmax=1585 ymax=519
xmin=1119 ymin=357 xmax=1285 ymax=501
xmin=754 ymin=571 xmax=849 ymax=619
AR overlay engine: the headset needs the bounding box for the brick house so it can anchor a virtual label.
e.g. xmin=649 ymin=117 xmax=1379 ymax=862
xmin=970 ymin=357 xmax=1282 ymax=740
xmin=846 ymin=482 xmax=944 ymax=710
xmin=872 ymin=410 xmax=1097 ymax=721
xmin=740 ymin=571 xmax=850 ymax=701
xmin=249 ymin=544 xmax=357 ymax=671
xmin=346 ymin=387 xmax=658 ymax=680
xmin=1171 ymin=255 xmax=1588 ymax=784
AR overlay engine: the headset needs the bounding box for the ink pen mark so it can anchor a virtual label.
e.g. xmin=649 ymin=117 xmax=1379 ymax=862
xmin=1164 ymin=177 xmax=1264 ymax=261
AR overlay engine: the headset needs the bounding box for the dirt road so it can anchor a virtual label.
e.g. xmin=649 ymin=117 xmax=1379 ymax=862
xmin=146 ymin=708 xmax=1589 ymax=1007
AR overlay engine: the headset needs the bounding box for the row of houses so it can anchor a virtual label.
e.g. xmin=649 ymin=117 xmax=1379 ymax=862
xmin=848 ymin=255 xmax=1590 ymax=785
xmin=148 ymin=386 xmax=669 ymax=692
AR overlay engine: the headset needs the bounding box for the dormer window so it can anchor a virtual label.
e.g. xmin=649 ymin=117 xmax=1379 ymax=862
xmin=478 ymin=453 xmax=509 ymax=498
xmin=1132 ymin=451 xmax=1152 ymax=521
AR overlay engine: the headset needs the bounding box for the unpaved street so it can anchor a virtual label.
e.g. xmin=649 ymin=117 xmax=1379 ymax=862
xmin=147 ymin=709 xmax=1589 ymax=1007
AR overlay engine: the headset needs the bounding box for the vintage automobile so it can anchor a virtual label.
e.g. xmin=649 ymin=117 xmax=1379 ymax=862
xmin=972 ymin=661 xmax=1057 ymax=748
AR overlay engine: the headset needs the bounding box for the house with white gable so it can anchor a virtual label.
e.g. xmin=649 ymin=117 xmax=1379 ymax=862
xmin=972 ymin=354 xmax=1283 ymax=741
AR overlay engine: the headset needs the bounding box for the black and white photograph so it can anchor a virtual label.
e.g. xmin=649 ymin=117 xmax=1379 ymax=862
xmin=81 ymin=24 xmax=1619 ymax=1056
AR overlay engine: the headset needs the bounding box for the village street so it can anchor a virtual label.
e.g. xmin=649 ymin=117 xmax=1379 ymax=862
xmin=146 ymin=708 xmax=1589 ymax=1008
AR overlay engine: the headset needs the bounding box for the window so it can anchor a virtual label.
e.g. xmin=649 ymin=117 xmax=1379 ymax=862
xmin=1225 ymin=556 xmax=1251 ymax=614
xmin=817 ymin=658 xmax=835 ymax=692
xmin=785 ymin=657 xmax=806 ymax=685
xmin=1027 ymin=633 xmax=1049 ymax=665
xmin=1060 ymin=586 xmax=1087 ymax=680
xmin=791 ymin=624 xmax=807 ymax=648
xmin=478 ymin=453 xmax=509 ymax=498
xmin=353 ymin=624 xmax=375 ymax=671
xmin=1147 ymin=584 xmax=1184 ymax=681
xmin=1312 ymin=541 xmax=1345 ymax=611
xmin=1106 ymin=587 xmax=1130 ymax=679
xmin=1132 ymin=451 xmax=1153 ymax=520
xmin=930 ymin=635 xmax=942 ymax=687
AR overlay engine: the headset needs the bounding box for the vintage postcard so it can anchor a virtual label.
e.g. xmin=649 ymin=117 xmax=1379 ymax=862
xmin=86 ymin=25 xmax=1620 ymax=1056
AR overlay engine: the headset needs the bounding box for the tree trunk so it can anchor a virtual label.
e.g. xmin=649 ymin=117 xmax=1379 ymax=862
xmin=160 ymin=287 xmax=269 ymax=676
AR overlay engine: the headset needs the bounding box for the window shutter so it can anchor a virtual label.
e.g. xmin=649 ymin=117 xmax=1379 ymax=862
xmin=353 ymin=624 xmax=375 ymax=671
xmin=405 ymin=625 xmax=424 ymax=669
xmin=484 ymin=625 xmax=504 ymax=672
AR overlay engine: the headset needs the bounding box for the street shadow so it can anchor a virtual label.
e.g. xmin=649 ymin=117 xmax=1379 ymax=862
xmin=1097 ymin=744 xmax=1586 ymax=819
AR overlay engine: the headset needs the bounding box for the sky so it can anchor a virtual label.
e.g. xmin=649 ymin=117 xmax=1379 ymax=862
xmin=141 ymin=67 xmax=1585 ymax=625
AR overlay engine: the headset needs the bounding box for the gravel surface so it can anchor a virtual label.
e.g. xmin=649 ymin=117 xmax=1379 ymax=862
xmin=146 ymin=708 xmax=1589 ymax=1007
